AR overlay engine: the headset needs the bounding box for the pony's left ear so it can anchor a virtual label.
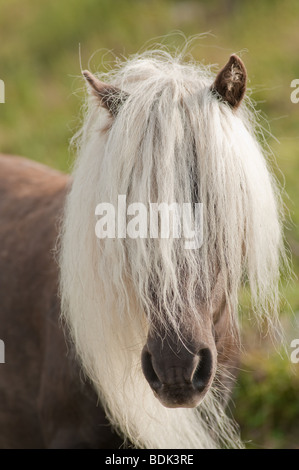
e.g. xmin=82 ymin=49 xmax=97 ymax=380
xmin=83 ymin=70 xmax=128 ymax=116
xmin=211 ymin=55 xmax=247 ymax=109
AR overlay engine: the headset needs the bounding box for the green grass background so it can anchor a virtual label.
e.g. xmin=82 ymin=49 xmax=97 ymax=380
xmin=0 ymin=0 xmax=298 ymax=448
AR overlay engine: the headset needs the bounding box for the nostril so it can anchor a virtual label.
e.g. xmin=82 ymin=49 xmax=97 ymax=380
xmin=192 ymin=348 xmax=213 ymax=392
xmin=141 ymin=347 xmax=162 ymax=391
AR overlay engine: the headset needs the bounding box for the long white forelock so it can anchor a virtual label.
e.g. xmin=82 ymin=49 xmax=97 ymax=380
xmin=60 ymin=47 xmax=287 ymax=448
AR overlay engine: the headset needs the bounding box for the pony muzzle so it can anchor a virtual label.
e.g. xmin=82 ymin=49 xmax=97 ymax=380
xmin=141 ymin=342 xmax=216 ymax=408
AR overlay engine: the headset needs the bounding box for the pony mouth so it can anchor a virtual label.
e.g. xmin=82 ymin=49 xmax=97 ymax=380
xmin=153 ymin=384 xmax=207 ymax=408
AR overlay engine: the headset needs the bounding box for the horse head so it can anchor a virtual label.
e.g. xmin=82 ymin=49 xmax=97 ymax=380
xmin=83 ymin=54 xmax=246 ymax=409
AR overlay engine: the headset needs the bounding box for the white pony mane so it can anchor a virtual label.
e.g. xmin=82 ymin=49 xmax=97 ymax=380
xmin=60 ymin=47 xmax=287 ymax=448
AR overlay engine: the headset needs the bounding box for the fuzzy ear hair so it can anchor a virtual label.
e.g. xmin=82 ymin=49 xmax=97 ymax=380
xmin=82 ymin=70 xmax=129 ymax=116
xmin=211 ymin=55 xmax=247 ymax=109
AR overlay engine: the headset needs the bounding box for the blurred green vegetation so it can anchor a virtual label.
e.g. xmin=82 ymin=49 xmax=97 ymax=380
xmin=0 ymin=0 xmax=298 ymax=449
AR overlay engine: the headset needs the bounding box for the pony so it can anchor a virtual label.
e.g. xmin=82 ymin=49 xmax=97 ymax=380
xmin=0 ymin=47 xmax=287 ymax=449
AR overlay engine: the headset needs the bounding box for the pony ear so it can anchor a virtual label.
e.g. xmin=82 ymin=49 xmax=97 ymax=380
xmin=82 ymin=70 xmax=128 ymax=116
xmin=211 ymin=55 xmax=247 ymax=109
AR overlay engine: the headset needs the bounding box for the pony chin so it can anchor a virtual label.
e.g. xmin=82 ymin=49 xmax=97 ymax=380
xmin=59 ymin=46 xmax=288 ymax=449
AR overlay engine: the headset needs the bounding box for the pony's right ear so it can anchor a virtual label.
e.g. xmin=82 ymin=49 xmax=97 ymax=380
xmin=83 ymin=70 xmax=128 ymax=116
